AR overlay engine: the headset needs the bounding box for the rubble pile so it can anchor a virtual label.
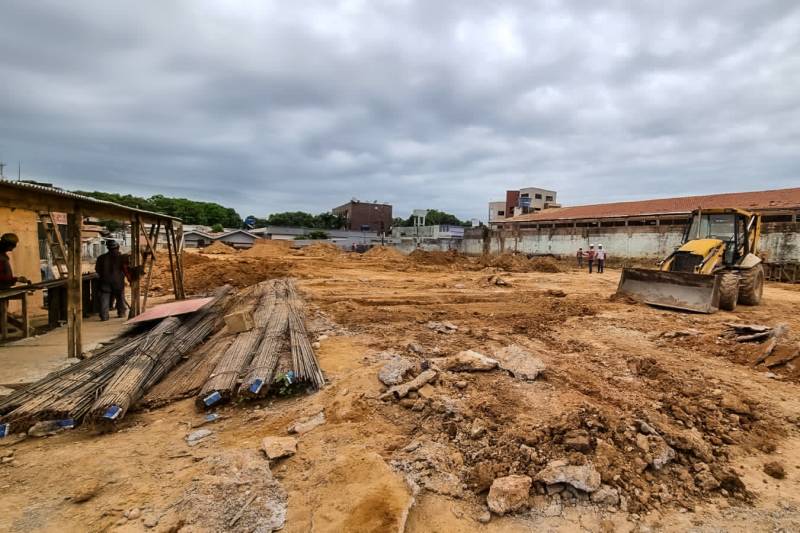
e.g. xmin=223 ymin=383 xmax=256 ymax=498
xmin=377 ymin=340 xmax=775 ymax=518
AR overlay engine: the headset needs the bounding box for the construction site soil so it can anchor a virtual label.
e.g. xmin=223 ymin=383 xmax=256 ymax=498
xmin=2 ymin=248 xmax=800 ymax=532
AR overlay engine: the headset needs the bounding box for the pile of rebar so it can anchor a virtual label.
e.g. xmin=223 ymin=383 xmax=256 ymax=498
xmin=0 ymin=278 xmax=324 ymax=435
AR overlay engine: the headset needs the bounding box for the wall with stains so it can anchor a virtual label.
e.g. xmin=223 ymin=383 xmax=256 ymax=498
xmin=461 ymin=223 xmax=800 ymax=263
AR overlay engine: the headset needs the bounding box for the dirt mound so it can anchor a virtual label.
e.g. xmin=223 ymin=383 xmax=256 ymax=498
xmin=240 ymin=239 xmax=291 ymax=258
xmin=480 ymin=253 xmax=565 ymax=273
xmin=302 ymin=242 xmax=343 ymax=257
xmin=364 ymin=246 xmax=407 ymax=261
xmin=200 ymin=241 xmax=237 ymax=254
xmin=150 ymin=252 xmax=291 ymax=295
xmin=408 ymin=249 xmax=464 ymax=266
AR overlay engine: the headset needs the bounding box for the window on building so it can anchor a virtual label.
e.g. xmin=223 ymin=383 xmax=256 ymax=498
xmin=545 ymin=195 xmax=553 ymax=202
xmin=521 ymin=193 xmax=529 ymax=198
xmin=497 ymin=210 xmax=505 ymax=216
xmin=535 ymin=193 xmax=542 ymax=199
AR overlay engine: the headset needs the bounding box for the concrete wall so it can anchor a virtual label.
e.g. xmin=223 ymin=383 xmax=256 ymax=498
xmin=460 ymin=222 xmax=800 ymax=263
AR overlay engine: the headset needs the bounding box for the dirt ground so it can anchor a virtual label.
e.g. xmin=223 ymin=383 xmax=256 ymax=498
xmin=2 ymin=247 xmax=799 ymax=532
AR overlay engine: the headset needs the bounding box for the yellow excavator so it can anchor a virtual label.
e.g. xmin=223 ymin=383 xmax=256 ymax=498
xmin=616 ymin=208 xmax=764 ymax=313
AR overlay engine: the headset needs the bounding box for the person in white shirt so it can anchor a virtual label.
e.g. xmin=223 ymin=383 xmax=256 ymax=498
xmin=595 ymin=244 xmax=607 ymax=273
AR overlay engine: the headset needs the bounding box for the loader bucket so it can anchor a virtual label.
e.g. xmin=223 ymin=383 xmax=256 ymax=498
xmin=616 ymin=268 xmax=721 ymax=313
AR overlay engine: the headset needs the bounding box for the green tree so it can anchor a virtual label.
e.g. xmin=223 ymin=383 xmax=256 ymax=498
xmin=262 ymin=211 xmax=345 ymax=229
xmin=398 ymin=209 xmax=470 ymax=227
xmin=211 ymin=223 xmax=224 ymax=232
xmin=73 ymin=190 xmax=243 ymax=228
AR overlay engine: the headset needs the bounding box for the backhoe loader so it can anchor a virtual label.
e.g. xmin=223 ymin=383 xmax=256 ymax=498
xmin=616 ymin=208 xmax=764 ymax=313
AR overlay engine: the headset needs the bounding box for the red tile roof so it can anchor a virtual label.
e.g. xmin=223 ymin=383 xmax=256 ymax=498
xmin=502 ymin=187 xmax=800 ymax=223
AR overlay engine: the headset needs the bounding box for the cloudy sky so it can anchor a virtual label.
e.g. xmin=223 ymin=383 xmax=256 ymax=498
xmin=1 ymin=1 xmax=798 ymax=221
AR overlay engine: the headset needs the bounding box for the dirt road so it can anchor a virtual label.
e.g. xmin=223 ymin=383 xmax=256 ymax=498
xmin=1 ymin=247 xmax=799 ymax=532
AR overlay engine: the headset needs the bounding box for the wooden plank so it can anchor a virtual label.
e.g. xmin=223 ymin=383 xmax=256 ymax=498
xmin=48 ymin=211 xmax=69 ymax=276
xmin=141 ymin=221 xmax=160 ymax=311
xmin=0 ymin=300 xmax=7 ymax=340
xmin=21 ymin=293 xmax=29 ymax=338
xmin=67 ymin=208 xmax=83 ymax=358
xmin=129 ymin=215 xmax=141 ymax=317
xmin=165 ymin=222 xmax=178 ymax=300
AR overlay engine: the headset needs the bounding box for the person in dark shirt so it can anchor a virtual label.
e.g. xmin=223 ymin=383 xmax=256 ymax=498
xmin=0 ymin=233 xmax=30 ymax=289
xmin=95 ymin=240 xmax=127 ymax=320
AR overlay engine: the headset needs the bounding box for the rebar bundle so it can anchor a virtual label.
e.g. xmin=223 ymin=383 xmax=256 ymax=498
xmin=0 ymin=337 xmax=143 ymax=432
xmin=198 ymin=282 xmax=276 ymax=408
xmin=142 ymin=331 xmax=233 ymax=407
xmin=89 ymin=286 xmax=232 ymax=425
xmin=239 ymin=281 xmax=290 ymax=397
xmin=286 ymin=280 xmax=325 ymax=389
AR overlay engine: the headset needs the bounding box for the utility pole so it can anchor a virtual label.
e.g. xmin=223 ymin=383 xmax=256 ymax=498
xmin=0 ymin=161 xmax=5 ymax=179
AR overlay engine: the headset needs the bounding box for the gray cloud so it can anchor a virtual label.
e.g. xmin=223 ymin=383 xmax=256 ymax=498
xmin=1 ymin=0 xmax=798 ymax=221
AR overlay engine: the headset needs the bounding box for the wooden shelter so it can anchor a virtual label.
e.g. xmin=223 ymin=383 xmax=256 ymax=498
xmin=0 ymin=180 xmax=186 ymax=357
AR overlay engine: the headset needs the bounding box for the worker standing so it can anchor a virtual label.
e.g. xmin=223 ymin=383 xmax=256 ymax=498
xmin=596 ymin=244 xmax=606 ymax=273
xmin=586 ymin=244 xmax=596 ymax=273
xmin=576 ymin=247 xmax=584 ymax=268
xmin=0 ymin=233 xmax=30 ymax=289
xmin=95 ymin=240 xmax=127 ymax=320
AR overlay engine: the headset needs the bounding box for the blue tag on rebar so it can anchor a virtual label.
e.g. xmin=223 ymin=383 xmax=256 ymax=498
xmin=204 ymin=391 xmax=221 ymax=406
xmin=57 ymin=419 xmax=75 ymax=429
xmin=104 ymin=406 xmax=122 ymax=420
xmin=0 ymin=423 xmax=9 ymax=438
xmin=249 ymin=379 xmax=263 ymax=394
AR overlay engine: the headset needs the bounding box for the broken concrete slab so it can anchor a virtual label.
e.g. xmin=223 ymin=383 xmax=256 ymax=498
xmin=427 ymin=321 xmax=458 ymax=334
xmin=186 ymin=429 xmax=213 ymax=446
xmin=493 ymin=345 xmax=546 ymax=381
xmin=287 ymin=412 xmax=325 ymax=434
xmin=487 ymin=475 xmax=532 ymax=515
xmin=380 ymin=369 xmax=438 ymax=400
xmin=590 ymin=484 xmax=620 ymax=506
xmin=378 ymin=356 xmax=415 ymax=386
xmin=434 ymin=350 xmax=498 ymax=372
xmin=535 ymin=460 xmax=602 ymax=493
xmin=261 ymin=436 xmax=298 ymax=460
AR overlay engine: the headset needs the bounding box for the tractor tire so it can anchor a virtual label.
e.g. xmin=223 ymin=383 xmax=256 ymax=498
xmin=738 ymin=263 xmax=764 ymax=306
xmin=718 ymin=272 xmax=739 ymax=311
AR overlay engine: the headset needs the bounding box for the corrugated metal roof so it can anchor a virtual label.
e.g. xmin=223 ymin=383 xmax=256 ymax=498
xmin=502 ymin=187 xmax=800 ymax=223
xmin=0 ymin=179 xmax=181 ymax=221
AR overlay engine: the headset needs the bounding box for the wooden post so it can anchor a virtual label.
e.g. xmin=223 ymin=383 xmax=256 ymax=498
xmin=67 ymin=208 xmax=83 ymax=358
xmin=129 ymin=215 xmax=141 ymax=317
xmin=0 ymin=299 xmax=7 ymax=340
xmin=171 ymin=221 xmax=186 ymax=299
xmin=21 ymin=293 xmax=29 ymax=338
xmin=165 ymin=221 xmax=178 ymax=299
xmin=141 ymin=220 xmax=160 ymax=311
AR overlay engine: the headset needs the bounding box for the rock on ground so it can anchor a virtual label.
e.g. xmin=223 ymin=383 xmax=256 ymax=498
xmin=378 ymin=355 xmax=415 ymax=386
xmin=763 ymin=461 xmax=786 ymax=479
xmin=287 ymin=411 xmax=325 ymax=434
xmin=261 ymin=436 xmax=298 ymax=460
xmin=487 ymin=475 xmax=532 ymax=515
xmin=435 ymin=350 xmax=498 ymax=372
xmin=590 ymin=484 xmax=620 ymax=506
xmin=493 ymin=345 xmax=546 ymax=381
xmin=186 ymin=429 xmax=213 ymax=446
xmin=536 ymin=460 xmax=602 ymax=493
